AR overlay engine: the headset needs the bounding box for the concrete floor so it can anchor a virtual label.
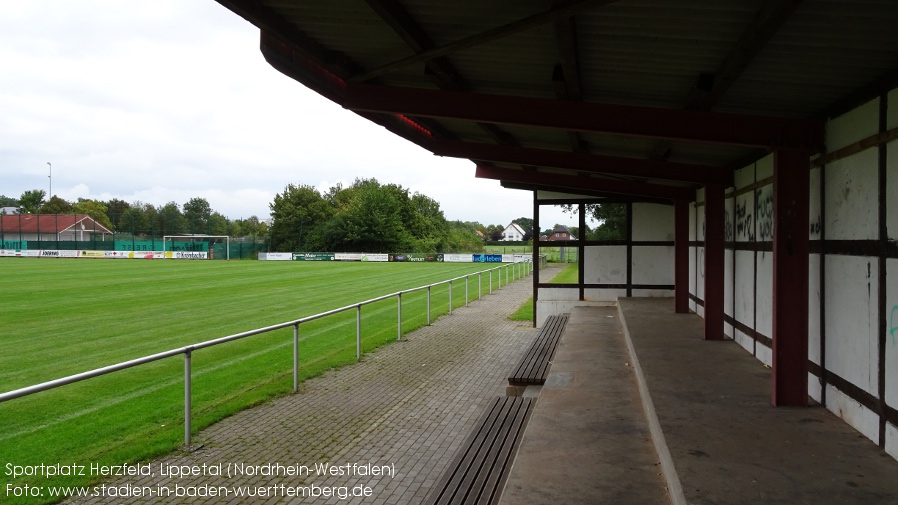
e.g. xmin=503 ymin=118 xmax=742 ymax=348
xmin=59 ymin=279 xmax=898 ymax=504
xmin=504 ymin=298 xmax=898 ymax=504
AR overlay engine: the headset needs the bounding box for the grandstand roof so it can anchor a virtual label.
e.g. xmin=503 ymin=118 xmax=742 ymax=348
xmin=213 ymin=0 xmax=898 ymax=200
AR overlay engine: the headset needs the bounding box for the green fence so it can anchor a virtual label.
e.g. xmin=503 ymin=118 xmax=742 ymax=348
xmin=2 ymin=237 xmax=268 ymax=260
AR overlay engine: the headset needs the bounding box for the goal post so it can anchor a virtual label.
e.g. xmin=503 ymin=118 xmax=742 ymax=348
xmin=163 ymin=235 xmax=231 ymax=260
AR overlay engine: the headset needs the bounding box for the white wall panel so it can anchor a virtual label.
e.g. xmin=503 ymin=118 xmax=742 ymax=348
xmin=632 ymin=203 xmax=673 ymax=241
xmin=827 ymin=98 xmax=879 ymax=151
xmin=537 ymin=287 xmax=579 ymax=301
xmin=887 ymin=422 xmax=898 ymax=462
xmin=755 ymin=251 xmax=773 ymax=340
xmin=631 ymin=289 xmax=674 ymax=297
xmin=886 ymin=258 xmax=898 ymax=408
xmin=725 ymin=249 xmax=734 ymax=334
xmin=584 ymin=246 xmax=626 ymax=284
xmin=756 ymin=342 xmax=772 ymax=367
xmin=583 ymin=288 xmax=627 ymax=301
xmin=808 ymin=254 xmax=822 ymax=365
xmin=756 ymin=154 xmax=773 ymax=180
xmin=825 ymin=385 xmax=880 ymax=443
xmin=689 ymin=246 xmax=696 ymax=299
xmin=734 ymin=163 xmax=756 ymax=189
xmin=808 ymin=371 xmax=822 ymax=404
xmin=888 ymin=142 xmax=898 ymax=241
xmin=824 ymin=255 xmax=879 ymax=396
xmin=734 ymin=250 xmax=755 ymax=329
xmin=809 ymin=167 xmax=822 ymax=240
xmin=890 ymin=88 xmax=898 ymax=129
xmin=695 ymin=246 xmax=705 ymax=301
xmin=826 ymin=151 xmax=879 ymax=240
xmin=632 ymin=246 xmax=674 ymax=285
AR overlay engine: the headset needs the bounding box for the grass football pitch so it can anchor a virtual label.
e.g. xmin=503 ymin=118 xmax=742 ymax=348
xmin=0 ymin=258 xmax=522 ymax=503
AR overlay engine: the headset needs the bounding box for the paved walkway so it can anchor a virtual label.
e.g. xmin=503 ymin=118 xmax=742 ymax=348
xmin=66 ymin=265 xmax=563 ymax=505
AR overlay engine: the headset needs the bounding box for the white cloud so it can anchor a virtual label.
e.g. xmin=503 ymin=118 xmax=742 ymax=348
xmin=0 ymin=0 xmax=576 ymax=229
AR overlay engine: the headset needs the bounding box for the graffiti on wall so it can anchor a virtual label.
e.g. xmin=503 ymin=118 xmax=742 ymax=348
xmin=756 ymin=186 xmax=774 ymax=241
xmin=735 ymin=198 xmax=755 ymax=241
xmin=809 ymin=214 xmax=821 ymax=236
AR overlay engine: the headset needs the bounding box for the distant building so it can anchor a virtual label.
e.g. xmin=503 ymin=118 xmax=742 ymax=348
xmin=546 ymin=225 xmax=575 ymax=241
xmin=0 ymin=207 xmax=19 ymax=215
xmin=0 ymin=214 xmax=113 ymax=242
xmin=500 ymin=222 xmax=526 ymax=241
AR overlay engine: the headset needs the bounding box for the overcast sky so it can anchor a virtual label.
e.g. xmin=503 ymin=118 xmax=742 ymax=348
xmin=0 ymin=0 xmax=577 ymax=229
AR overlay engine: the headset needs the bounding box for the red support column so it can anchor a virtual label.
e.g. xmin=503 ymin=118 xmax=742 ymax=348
xmin=675 ymin=200 xmax=690 ymax=313
xmin=772 ymin=148 xmax=810 ymax=406
xmin=704 ymin=184 xmax=725 ymax=340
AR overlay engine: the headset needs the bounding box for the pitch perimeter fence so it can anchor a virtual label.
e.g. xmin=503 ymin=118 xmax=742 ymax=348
xmin=0 ymin=260 xmax=534 ymax=448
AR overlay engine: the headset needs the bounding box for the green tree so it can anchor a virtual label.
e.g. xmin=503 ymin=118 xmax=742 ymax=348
xmin=512 ymin=217 xmax=533 ymax=235
xmin=269 ymin=183 xmax=333 ymax=251
xmin=324 ymin=180 xmax=408 ymax=252
xmin=209 ymin=212 xmax=229 ymax=235
xmin=0 ymin=195 xmax=19 ymax=208
xmin=39 ymin=195 xmax=73 ymax=214
xmin=119 ymin=205 xmax=150 ymax=236
xmin=105 ymin=198 xmax=131 ymax=230
xmin=560 ymin=203 xmax=628 ymax=240
xmin=183 ymin=197 xmax=212 ymax=234
xmin=73 ymin=199 xmax=114 ymax=230
xmin=19 ymin=189 xmax=46 ymax=213
xmin=156 ymin=201 xmax=186 ymax=236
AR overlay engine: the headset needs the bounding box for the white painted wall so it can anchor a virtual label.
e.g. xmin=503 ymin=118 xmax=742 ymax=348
xmin=688 ymin=93 xmax=898 ymax=461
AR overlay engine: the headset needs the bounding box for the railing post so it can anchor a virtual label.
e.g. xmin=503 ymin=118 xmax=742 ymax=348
xmin=489 ymin=270 xmax=492 ymax=294
xmin=478 ymin=272 xmax=481 ymax=299
xmin=356 ymin=305 xmax=362 ymax=360
xmin=397 ymin=292 xmax=402 ymax=341
xmin=293 ymin=323 xmax=299 ymax=393
xmin=427 ymin=286 xmax=431 ymax=325
xmin=465 ymin=275 xmax=469 ymax=306
xmin=184 ymin=349 xmax=192 ymax=447
xmin=449 ymin=280 xmax=453 ymax=315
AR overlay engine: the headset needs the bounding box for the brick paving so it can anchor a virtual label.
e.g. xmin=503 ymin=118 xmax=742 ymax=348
xmin=66 ymin=264 xmax=562 ymax=505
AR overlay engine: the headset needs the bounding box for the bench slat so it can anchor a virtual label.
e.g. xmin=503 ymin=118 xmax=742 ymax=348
xmin=508 ymin=315 xmax=569 ymax=385
xmin=427 ymin=396 xmax=534 ymax=505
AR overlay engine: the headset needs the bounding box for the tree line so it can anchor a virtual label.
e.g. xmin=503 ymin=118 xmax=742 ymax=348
xmin=0 ymin=191 xmax=268 ymax=238
xmin=268 ymin=178 xmax=486 ymax=253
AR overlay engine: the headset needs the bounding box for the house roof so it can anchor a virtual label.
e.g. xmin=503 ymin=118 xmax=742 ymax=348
xmin=504 ymin=222 xmax=526 ymax=235
xmin=214 ymin=0 xmax=898 ymax=202
xmin=0 ymin=214 xmax=113 ymax=234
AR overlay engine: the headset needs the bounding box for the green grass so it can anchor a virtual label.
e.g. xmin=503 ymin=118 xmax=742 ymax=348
xmin=509 ymin=297 xmax=533 ymax=322
xmin=0 ymin=258 xmax=520 ymax=504
xmin=550 ymin=262 xmax=580 ymax=283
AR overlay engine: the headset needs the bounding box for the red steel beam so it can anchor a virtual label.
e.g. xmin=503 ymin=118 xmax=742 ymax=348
xmin=703 ymin=184 xmax=726 ymax=340
xmin=435 ymin=139 xmax=733 ymax=186
xmin=771 ymin=148 xmax=810 ymax=406
xmin=344 ymin=83 xmax=825 ymax=151
xmin=475 ymin=165 xmax=695 ymax=201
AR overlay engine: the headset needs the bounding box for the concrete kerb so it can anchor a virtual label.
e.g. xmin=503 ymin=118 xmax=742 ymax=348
xmin=616 ymin=301 xmax=686 ymax=505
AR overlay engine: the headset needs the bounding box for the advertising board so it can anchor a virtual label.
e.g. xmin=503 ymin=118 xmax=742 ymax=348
xmin=473 ymin=254 xmax=503 ymax=263
xmin=293 ymin=253 xmax=335 ymax=261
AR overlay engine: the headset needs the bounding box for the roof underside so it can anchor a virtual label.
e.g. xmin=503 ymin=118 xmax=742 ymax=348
xmin=215 ymin=0 xmax=898 ymax=201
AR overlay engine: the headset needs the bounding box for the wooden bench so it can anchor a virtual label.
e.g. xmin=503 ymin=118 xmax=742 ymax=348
xmin=425 ymin=396 xmax=535 ymax=505
xmin=507 ymin=314 xmax=569 ymax=390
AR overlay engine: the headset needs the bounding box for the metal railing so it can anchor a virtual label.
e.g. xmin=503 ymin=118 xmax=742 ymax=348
xmin=0 ymin=259 xmax=534 ymax=446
